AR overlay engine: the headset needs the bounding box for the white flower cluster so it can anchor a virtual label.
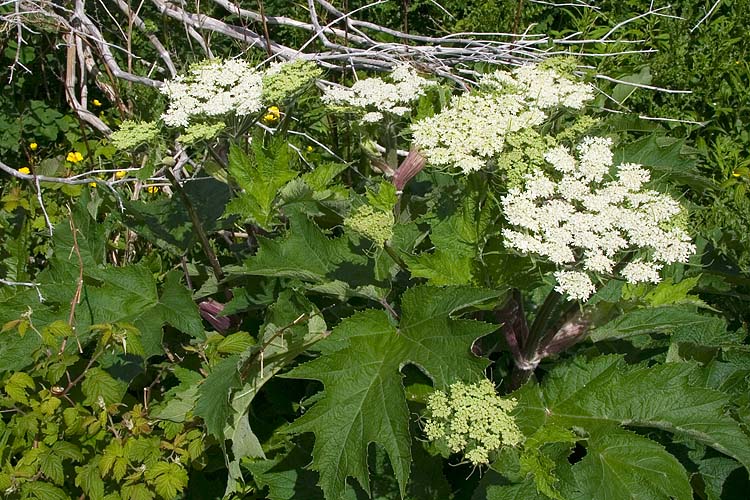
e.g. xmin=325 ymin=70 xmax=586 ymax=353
xmin=502 ymin=137 xmax=696 ymax=301
xmin=161 ymin=59 xmax=264 ymax=127
xmin=411 ymin=64 xmax=594 ymax=174
xmin=321 ymin=64 xmax=435 ymax=123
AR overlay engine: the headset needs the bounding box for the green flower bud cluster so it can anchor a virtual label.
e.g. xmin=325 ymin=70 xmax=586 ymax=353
xmin=110 ymin=120 xmax=159 ymax=150
xmin=262 ymin=60 xmax=323 ymax=104
xmin=179 ymin=122 xmax=225 ymax=145
xmin=344 ymin=205 xmax=394 ymax=247
xmin=423 ymin=379 xmax=523 ymax=466
xmin=496 ymin=129 xmax=556 ymax=189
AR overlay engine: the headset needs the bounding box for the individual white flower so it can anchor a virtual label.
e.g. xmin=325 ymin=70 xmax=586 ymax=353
xmin=554 ymin=270 xmax=596 ymax=301
xmin=621 ymin=260 xmax=663 ymax=284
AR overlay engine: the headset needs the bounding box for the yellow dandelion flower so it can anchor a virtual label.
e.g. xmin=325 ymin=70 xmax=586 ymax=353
xmin=18 ymin=167 xmax=31 ymax=175
xmin=66 ymin=151 xmax=84 ymax=163
xmin=29 ymin=142 xmax=38 ymax=151
xmin=115 ymin=170 xmax=127 ymax=179
xmin=268 ymin=106 xmax=281 ymax=118
xmin=92 ymin=99 xmax=102 ymax=107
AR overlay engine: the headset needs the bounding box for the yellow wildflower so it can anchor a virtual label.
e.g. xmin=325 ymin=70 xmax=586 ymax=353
xmin=115 ymin=170 xmax=127 ymax=179
xmin=92 ymin=99 xmax=102 ymax=107
xmin=89 ymin=182 xmax=98 ymax=188
xmin=732 ymin=171 xmax=741 ymax=177
xmin=306 ymin=145 xmax=314 ymax=153
xmin=147 ymin=186 xmax=160 ymax=194
xmin=66 ymin=151 xmax=84 ymax=163
xmin=264 ymin=106 xmax=281 ymax=123
xmin=18 ymin=167 xmax=31 ymax=175
xmin=29 ymin=142 xmax=38 ymax=151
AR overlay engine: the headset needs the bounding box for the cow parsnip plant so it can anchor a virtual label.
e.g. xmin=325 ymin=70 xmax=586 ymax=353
xmin=1 ymin=56 xmax=748 ymax=500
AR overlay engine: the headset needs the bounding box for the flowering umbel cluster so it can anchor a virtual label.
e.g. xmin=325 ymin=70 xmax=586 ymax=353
xmin=502 ymin=137 xmax=696 ymax=301
xmin=423 ymin=380 xmax=522 ymax=466
xmin=322 ymin=65 xmax=436 ymax=123
xmin=344 ymin=205 xmax=394 ymax=247
xmin=161 ymin=59 xmax=264 ymax=127
xmin=411 ymin=64 xmax=594 ymax=174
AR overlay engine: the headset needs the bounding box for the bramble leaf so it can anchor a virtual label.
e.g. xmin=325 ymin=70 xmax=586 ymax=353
xmin=145 ymin=461 xmax=188 ymax=499
xmin=81 ymin=367 xmax=127 ymax=406
xmin=284 ymin=286 xmax=500 ymax=499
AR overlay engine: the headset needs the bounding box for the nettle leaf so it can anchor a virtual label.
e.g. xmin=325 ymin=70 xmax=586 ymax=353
xmin=225 ymin=142 xmax=298 ymax=229
xmin=514 ymin=355 xmax=750 ymax=471
xmin=284 ymin=286 xmax=500 ymax=499
xmin=569 ymin=426 xmax=691 ymax=500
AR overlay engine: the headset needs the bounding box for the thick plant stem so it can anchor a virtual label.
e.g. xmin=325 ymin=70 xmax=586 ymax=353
xmin=164 ymin=169 xmax=228 ymax=297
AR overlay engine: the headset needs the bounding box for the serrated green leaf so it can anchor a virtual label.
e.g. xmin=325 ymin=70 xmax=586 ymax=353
xmin=20 ymin=481 xmax=69 ymax=500
xmin=122 ymin=483 xmax=155 ymax=500
xmin=145 ymin=461 xmax=188 ymax=499
xmin=245 ymin=442 xmax=324 ymax=500
xmin=246 ymin=208 xmax=368 ymax=282
xmin=154 ymin=386 xmax=198 ymax=423
xmin=284 ymin=286 xmax=500 ymax=499
xmin=225 ymin=142 xmax=298 ymax=228
xmin=519 ymin=426 xmax=577 ymax=500
xmin=224 ymin=291 xmax=327 ymax=495
xmin=76 ymin=460 xmax=105 ymax=500
xmin=217 ymin=331 xmax=255 ymax=354
xmin=5 ymin=371 xmax=35 ymax=404
xmin=39 ymin=451 xmax=64 ymax=485
xmin=487 ymin=478 xmax=550 ymax=500
xmin=81 ymin=367 xmax=127 ymax=406
xmin=405 ymin=250 xmax=473 ymax=285
xmin=569 ymin=426 xmax=691 ymax=500
xmin=514 ymin=355 xmax=750 ymax=471
xmin=590 ymin=305 xmax=726 ymax=343
xmin=194 ymin=355 xmax=241 ymax=439
xmin=699 ymin=457 xmax=741 ymax=500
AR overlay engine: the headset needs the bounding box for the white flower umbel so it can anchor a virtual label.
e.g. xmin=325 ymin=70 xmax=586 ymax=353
xmin=161 ymin=59 xmax=264 ymax=127
xmin=502 ymin=137 xmax=696 ymax=301
xmin=321 ymin=64 xmax=435 ymax=123
xmin=412 ymin=64 xmax=594 ymax=174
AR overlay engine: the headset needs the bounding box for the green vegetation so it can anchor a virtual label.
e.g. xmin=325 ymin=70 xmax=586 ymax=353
xmin=1 ymin=1 xmax=749 ymax=499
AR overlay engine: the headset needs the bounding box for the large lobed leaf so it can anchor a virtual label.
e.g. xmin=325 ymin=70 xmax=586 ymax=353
xmin=283 ymin=286 xmax=500 ymax=499
xmin=514 ymin=355 xmax=750 ymax=497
